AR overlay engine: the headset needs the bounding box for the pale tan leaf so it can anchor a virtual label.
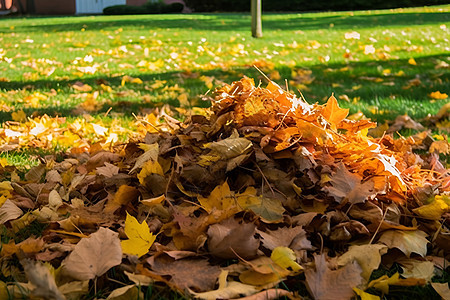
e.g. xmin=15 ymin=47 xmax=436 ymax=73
xmin=62 ymin=227 xmax=122 ymax=280
xmin=431 ymin=282 xmax=450 ymax=300
xmin=378 ymin=230 xmax=429 ymax=257
xmin=58 ymin=280 xmax=89 ymax=299
xmin=399 ymin=260 xmax=435 ymax=282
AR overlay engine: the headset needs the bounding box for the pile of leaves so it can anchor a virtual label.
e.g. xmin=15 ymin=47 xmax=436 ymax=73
xmin=0 ymin=76 xmax=449 ymax=299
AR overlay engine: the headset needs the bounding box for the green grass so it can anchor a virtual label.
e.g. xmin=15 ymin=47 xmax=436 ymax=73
xmin=0 ymin=5 xmax=449 ymax=126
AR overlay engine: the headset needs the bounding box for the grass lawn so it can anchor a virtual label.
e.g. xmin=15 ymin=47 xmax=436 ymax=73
xmin=0 ymin=5 xmax=449 ymax=299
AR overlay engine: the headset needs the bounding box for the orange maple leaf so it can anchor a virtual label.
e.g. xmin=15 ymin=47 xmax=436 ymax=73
xmin=321 ymin=95 xmax=349 ymax=128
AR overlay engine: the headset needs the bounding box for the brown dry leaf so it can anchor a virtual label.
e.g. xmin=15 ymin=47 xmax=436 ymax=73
xmin=147 ymin=255 xmax=220 ymax=292
xmin=378 ymin=230 xmax=429 ymax=257
xmin=96 ymin=162 xmax=120 ymax=178
xmin=387 ymin=115 xmax=424 ymax=133
xmin=324 ymin=163 xmax=377 ymax=204
xmin=207 ymin=217 xmax=259 ymax=259
xmin=62 ymin=227 xmax=122 ymax=280
xmin=305 ymin=254 xmax=363 ymax=300
xmin=257 ymin=226 xmax=311 ymax=251
xmin=0 ymin=199 xmax=23 ymax=224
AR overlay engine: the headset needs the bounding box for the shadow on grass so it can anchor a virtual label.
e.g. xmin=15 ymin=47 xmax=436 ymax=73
xmin=0 ymin=54 xmax=448 ymax=123
xmin=0 ymin=11 xmax=449 ymax=33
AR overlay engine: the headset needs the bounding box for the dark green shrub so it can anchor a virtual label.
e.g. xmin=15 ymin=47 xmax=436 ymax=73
xmin=162 ymin=2 xmax=184 ymax=13
xmin=103 ymin=5 xmax=147 ymax=15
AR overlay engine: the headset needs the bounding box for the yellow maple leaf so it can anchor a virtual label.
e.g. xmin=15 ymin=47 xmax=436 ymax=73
xmin=198 ymin=181 xmax=236 ymax=213
xmin=321 ymin=95 xmax=349 ymax=128
xmin=121 ymin=212 xmax=156 ymax=257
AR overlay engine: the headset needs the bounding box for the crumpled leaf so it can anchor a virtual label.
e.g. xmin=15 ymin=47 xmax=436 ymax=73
xmin=21 ymin=259 xmax=65 ymax=300
xmin=337 ymin=244 xmax=388 ymax=280
xmin=62 ymin=227 xmax=122 ymax=280
xmin=378 ymin=230 xmax=429 ymax=257
xmin=207 ymin=217 xmax=259 ymax=259
xmin=305 ymin=254 xmax=363 ymax=300
xmin=324 ymin=163 xmax=376 ymax=204
xmin=121 ymin=212 xmax=156 ymax=257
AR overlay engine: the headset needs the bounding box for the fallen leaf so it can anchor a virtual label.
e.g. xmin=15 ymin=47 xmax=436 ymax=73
xmin=190 ymin=270 xmax=258 ymax=300
xmin=305 ymin=254 xmax=363 ymax=300
xmin=106 ymin=285 xmax=143 ymax=300
xmin=148 ymin=255 xmax=220 ymax=292
xmin=399 ymin=259 xmax=435 ymax=282
xmin=321 ymin=95 xmax=349 ymax=128
xmin=337 ymin=244 xmax=388 ymax=280
xmin=324 ymin=163 xmax=376 ymax=204
xmin=378 ymin=230 xmax=429 ymax=257
xmin=258 ymin=226 xmax=311 ymax=251
xmin=431 ymin=282 xmax=450 ymax=300
xmin=270 ymin=247 xmax=302 ymax=272
xmin=207 ymin=217 xmax=259 ymax=259
xmin=62 ymin=227 xmax=122 ymax=280
xmin=0 ymin=199 xmax=23 ymax=224
xmin=21 ymin=259 xmax=65 ymax=300
xmin=121 ymin=212 xmax=156 ymax=257
xmin=353 ymin=287 xmax=380 ymax=300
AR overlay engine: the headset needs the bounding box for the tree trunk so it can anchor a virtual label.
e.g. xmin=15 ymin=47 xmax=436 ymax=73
xmin=251 ymin=0 xmax=262 ymax=38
